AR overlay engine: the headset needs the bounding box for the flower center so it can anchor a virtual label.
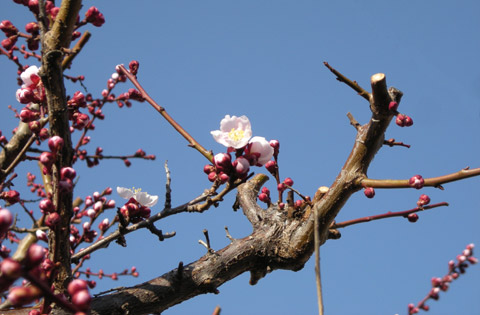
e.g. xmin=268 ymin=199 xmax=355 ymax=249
xmin=132 ymin=187 xmax=142 ymax=194
xmin=228 ymin=128 xmax=245 ymax=142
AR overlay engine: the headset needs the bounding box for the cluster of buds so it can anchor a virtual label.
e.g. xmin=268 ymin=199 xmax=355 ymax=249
xmin=117 ymin=187 xmax=158 ymax=223
xmin=258 ymin=187 xmax=271 ymax=205
xmin=206 ymin=114 xmax=278 ymax=185
xmin=388 ymin=101 xmax=414 ymax=127
xmin=26 ymin=173 xmax=45 ymax=197
xmin=84 ymin=6 xmax=105 ymax=27
xmin=15 ymin=66 xmax=44 ymax=105
xmin=0 ymin=190 xmax=20 ymax=205
xmin=4 ymin=243 xmax=46 ymax=307
xmin=76 ymin=266 xmax=139 ymax=281
xmin=408 ymin=244 xmax=477 ymax=314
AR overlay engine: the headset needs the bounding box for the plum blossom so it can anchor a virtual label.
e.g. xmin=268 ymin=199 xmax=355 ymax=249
xmin=20 ymin=65 xmax=40 ymax=87
xmin=211 ymin=115 xmax=252 ymax=149
xmin=116 ymin=187 xmax=158 ymax=207
xmin=246 ymin=136 xmax=274 ymax=166
xmin=16 ymin=65 xmax=44 ymax=104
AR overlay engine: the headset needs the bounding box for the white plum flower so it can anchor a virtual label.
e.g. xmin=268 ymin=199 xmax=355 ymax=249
xmin=116 ymin=186 xmax=158 ymax=207
xmin=248 ymin=136 xmax=274 ymax=166
xmin=20 ymin=65 xmax=41 ymax=87
xmin=211 ymin=115 xmax=252 ymax=149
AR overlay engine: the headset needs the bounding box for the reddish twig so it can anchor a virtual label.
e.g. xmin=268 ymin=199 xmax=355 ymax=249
xmin=116 ymin=64 xmax=213 ymax=163
xmin=407 ymin=244 xmax=477 ymax=314
xmin=332 ymin=202 xmax=449 ymax=229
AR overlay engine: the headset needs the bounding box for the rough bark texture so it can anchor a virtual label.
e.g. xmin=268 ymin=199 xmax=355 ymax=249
xmin=44 ymin=73 xmax=400 ymax=315
xmin=39 ymin=0 xmax=82 ymax=298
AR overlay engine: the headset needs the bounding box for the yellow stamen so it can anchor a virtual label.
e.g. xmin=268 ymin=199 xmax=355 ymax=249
xmin=228 ymin=128 xmax=245 ymax=141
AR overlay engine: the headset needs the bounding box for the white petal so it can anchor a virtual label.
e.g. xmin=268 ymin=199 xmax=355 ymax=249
xmin=135 ymin=191 xmax=158 ymax=207
xmin=117 ymin=186 xmax=134 ymax=199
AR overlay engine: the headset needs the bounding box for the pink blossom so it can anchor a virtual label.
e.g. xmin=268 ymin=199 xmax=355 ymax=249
xmin=117 ymin=187 xmax=158 ymax=207
xmin=20 ymin=65 xmax=40 ymax=87
xmin=232 ymin=156 xmax=250 ymax=175
xmin=211 ymin=115 xmax=252 ymax=149
xmin=247 ymin=136 xmax=274 ymax=166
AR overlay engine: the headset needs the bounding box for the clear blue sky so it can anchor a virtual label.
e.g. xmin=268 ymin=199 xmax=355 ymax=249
xmin=1 ymin=1 xmax=480 ymax=314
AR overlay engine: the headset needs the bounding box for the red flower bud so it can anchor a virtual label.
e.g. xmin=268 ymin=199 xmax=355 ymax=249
xmin=258 ymin=193 xmax=270 ymax=203
xmin=1 ymin=190 xmax=20 ymax=205
xmin=71 ymin=289 xmax=91 ymax=311
xmin=25 ymin=244 xmax=45 ymax=268
xmin=404 ymin=115 xmax=413 ymax=127
xmin=0 ymin=258 xmax=22 ymax=280
xmin=60 ymin=167 xmax=76 ymax=180
xmin=409 ymin=175 xmax=424 ymax=189
xmin=0 ymin=209 xmax=13 ymax=234
xmin=407 ymin=213 xmax=419 ymax=223
xmin=388 ymin=101 xmax=398 ymax=111
xmin=48 ymin=136 xmax=64 ymax=153
xmin=129 ymin=60 xmax=139 ymax=75
xmin=68 ymin=279 xmax=88 ymax=296
xmin=39 ymin=198 xmax=55 ymax=213
xmin=283 ymin=177 xmax=294 ymax=187
xmin=45 ymin=212 xmax=61 ymax=228
xmin=364 ymin=187 xmax=375 ymax=198
xmin=265 ymin=160 xmax=277 ymax=174
xmin=417 ymin=194 xmax=430 ymax=207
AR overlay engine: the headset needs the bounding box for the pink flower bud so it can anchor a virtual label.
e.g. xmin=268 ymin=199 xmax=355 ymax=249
xmin=35 ymin=229 xmax=47 ymax=242
xmin=19 ymin=108 xmax=39 ymax=122
xmin=38 ymin=128 xmax=49 ymax=140
xmin=124 ymin=159 xmax=131 ymax=167
xmin=129 ymin=60 xmax=139 ymax=75
xmin=395 ymin=114 xmax=406 ymax=127
xmin=45 ymin=212 xmax=61 ymax=228
xmin=39 ymin=151 xmax=54 ymax=168
xmin=417 ymin=194 xmax=430 ymax=207
xmin=72 ymin=289 xmax=91 ymax=311
xmin=1 ymin=190 xmax=20 ymax=205
xmin=269 ymin=139 xmax=280 ymax=155
xmin=105 ymin=199 xmax=116 ymax=208
xmin=28 ymin=121 xmax=41 ymax=134
xmin=283 ymin=177 xmax=294 ymax=187
xmin=213 ymin=152 xmax=232 ymax=171
xmin=39 ymin=198 xmax=55 ymax=213
xmin=1 ymin=258 xmax=22 ymax=280
xmin=26 ymin=244 xmax=45 ymax=268
xmin=0 ymin=209 xmax=13 ymax=233
xmin=8 ymin=286 xmax=37 ymax=306
xmin=409 ymin=175 xmax=424 ymax=189
xmin=0 ymin=20 xmax=18 ymax=37
xmin=265 ymin=160 xmax=277 ymax=174
xmin=261 ymin=186 xmax=270 ymax=195
xmin=258 ymin=193 xmax=270 ymax=203
xmin=431 ymin=277 xmax=442 ymax=287
xmin=232 ymin=156 xmax=250 ymax=176
xmin=98 ymin=218 xmax=109 ymax=232
xmin=277 ymin=183 xmax=286 ymax=192
xmin=68 ymin=279 xmax=88 ymax=296
xmin=86 ymin=208 xmax=96 ymax=218
xmin=16 ymin=87 xmax=34 ymax=104
xmin=85 ymin=6 xmax=105 ymax=27
xmin=60 ymin=167 xmax=76 ymax=180
xmin=1 ymin=36 xmax=16 ymax=50
xmin=278 ymin=202 xmax=285 ymax=210
xmin=25 ymin=22 xmax=39 ymax=34
xmin=207 ymin=172 xmax=217 ymax=182
xmin=294 ymin=199 xmax=304 ymax=209
xmin=218 ymin=172 xmax=229 ymax=184
xmin=203 ymin=164 xmax=215 ymax=174
xmin=48 ymin=136 xmax=64 ymax=153
xmin=388 ymin=101 xmax=398 ymax=111
xmin=407 ymin=213 xmax=419 ymax=223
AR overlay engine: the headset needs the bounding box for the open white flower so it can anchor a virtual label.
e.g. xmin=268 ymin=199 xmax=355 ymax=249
xmin=20 ymin=65 xmax=41 ymax=87
xmin=211 ymin=115 xmax=252 ymax=149
xmin=248 ymin=136 xmax=274 ymax=166
xmin=116 ymin=186 xmax=158 ymax=207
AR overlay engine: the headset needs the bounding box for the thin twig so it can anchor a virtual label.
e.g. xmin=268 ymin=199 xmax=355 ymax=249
xmin=117 ymin=64 xmax=213 ymax=162
xmin=324 ymin=62 xmax=371 ymax=101
xmin=332 ymin=202 xmax=449 ymax=229
xmin=314 ymin=205 xmax=324 ymax=315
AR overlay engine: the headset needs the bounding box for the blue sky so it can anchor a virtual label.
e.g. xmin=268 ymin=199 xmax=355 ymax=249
xmin=1 ymin=1 xmax=480 ymax=314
